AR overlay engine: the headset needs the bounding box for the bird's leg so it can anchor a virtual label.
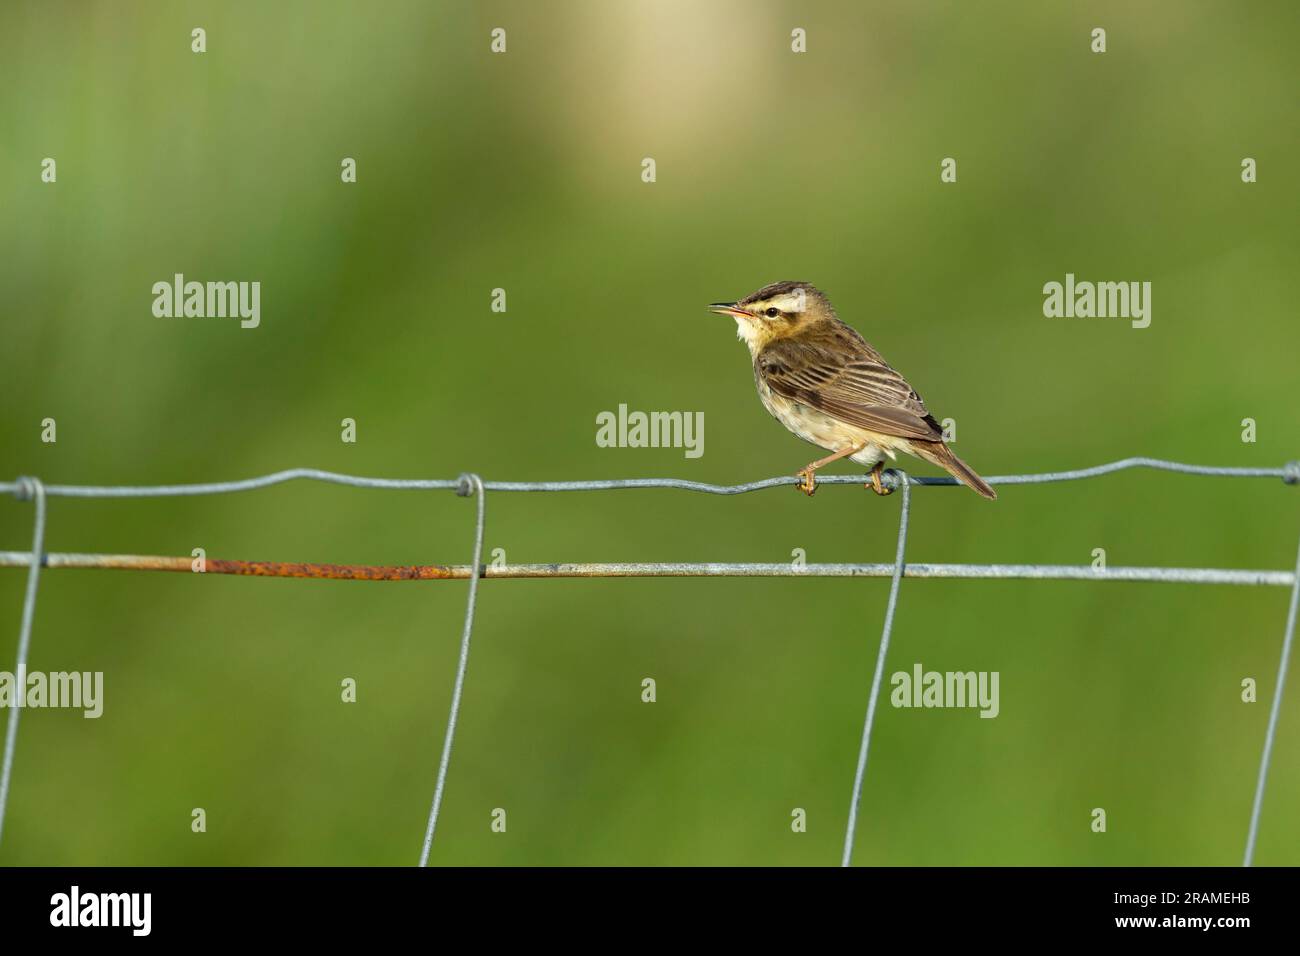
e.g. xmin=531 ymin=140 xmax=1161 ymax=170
xmin=795 ymin=443 xmax=868 ymax=497
xmin=868 ymin=462 xmax=894 ymax=497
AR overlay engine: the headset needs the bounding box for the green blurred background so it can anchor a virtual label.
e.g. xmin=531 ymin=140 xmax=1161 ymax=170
xmin=1 ymin=1 xmax=1297 ymax=866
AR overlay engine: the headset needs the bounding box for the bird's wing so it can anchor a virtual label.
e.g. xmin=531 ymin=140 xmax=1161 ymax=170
xmin=757 ymin=333 xmax=944 ymax=441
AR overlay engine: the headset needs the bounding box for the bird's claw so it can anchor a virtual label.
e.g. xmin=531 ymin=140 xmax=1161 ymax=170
xmin=868 ymin=465 xmax=894 ymax=496
xmin=796 ymin=469 xmax=817 ymax=496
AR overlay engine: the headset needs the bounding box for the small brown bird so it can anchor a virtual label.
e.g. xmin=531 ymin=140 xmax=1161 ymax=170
xmin=709 ymin=281 xmax=996 ymax=499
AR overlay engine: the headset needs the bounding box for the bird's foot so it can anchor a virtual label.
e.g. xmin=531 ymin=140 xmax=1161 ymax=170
xmin=795 ymin=468 xmax=818 ymax=497
xmin=867 ymin=463 xmax=893 ymax=496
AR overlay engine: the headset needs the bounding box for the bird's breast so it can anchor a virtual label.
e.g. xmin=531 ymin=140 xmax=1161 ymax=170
xmin=754 ymin=376 xmax=852 ymax=448
xmin=752 ymin=373 xmax=909 ymax=464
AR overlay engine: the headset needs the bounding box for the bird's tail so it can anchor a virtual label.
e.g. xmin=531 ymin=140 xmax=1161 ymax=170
xmin=912 ymin=441 xmax=997 ymax=500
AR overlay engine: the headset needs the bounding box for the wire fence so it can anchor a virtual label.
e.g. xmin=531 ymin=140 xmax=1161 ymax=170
xmin=1 ymin=457 xmax=1297 ymax=866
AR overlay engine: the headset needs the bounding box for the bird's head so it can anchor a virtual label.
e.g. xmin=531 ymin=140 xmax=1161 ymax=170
xmin=708 ymin=281 xmax=834 ymax=354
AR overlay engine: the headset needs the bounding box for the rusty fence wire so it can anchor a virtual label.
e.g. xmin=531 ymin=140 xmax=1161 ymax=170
xmin=1 ymin=457 xmax=1298 ymax=866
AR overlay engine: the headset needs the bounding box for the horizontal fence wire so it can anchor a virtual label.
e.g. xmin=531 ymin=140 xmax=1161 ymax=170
xmin=2 ymin=457 xmax=1298 ymax=867
xmin=0 ymin=554 xmax=1295 ymax=586
xmin=2 ymin=457 xmax=1297 ymax=500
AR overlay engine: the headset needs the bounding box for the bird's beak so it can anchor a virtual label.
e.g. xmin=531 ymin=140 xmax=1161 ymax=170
xmin=709 ymin=301 xmax=754 ymax=319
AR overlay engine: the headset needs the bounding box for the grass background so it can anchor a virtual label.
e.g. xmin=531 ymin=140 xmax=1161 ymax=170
xmin=1 ymin=0 xmax=1297 ymax=865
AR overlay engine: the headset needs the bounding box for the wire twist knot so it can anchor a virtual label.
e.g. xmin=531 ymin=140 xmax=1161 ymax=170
xmin=1284 ymin=461 xmax=1300 ymax=485
xmin=455 ymin=473 xmax=483 ymax=497
xmin=881 ymin=468 xmax=908 ymax=491
xmin=12 ymin=477 xmax=44 ymax=502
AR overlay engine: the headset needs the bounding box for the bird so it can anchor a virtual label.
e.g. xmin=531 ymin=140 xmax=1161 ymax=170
xmin=709 ymin=281 xmax=996 ymax=499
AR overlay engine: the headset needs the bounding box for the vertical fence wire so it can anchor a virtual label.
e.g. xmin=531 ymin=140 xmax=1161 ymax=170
xmin=841 ymin=474 xmax=911 ymax=867
xmin=418 ymin=474 xmax=486 ymax=866
xmin=0 ymin=479 xmax=47 ymax=848
xmin=1242 ymin=533 xmax=1300 ymax=866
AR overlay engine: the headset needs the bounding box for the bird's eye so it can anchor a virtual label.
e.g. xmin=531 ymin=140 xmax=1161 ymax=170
xmin=764 ymin=307 xmax=780 ymax=318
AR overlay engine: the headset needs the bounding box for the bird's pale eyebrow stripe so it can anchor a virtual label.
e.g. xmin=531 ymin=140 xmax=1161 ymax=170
xmin=738 ymin=281 xmax=809 ymax=305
